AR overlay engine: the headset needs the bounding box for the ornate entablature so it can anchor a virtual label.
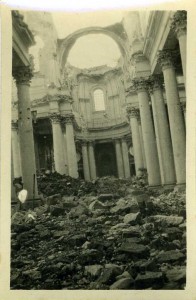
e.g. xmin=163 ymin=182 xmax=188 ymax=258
xmin=170 ymin=10 xmax=187 ymax=38
xmin=12 ymin=10 xmax=35 ymax=48
xmin=12 ymin=66 xmax=33 ymax=85
xmin=31 ymin=95 xmax=48 ymax=107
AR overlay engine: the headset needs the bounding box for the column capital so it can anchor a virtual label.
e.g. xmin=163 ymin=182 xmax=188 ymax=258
xmin=62 ymin=114 xmax=75 ymax=125
xmin=148 ymin=74 xmax=164 ymax=93
xmin=49 ymin=113 xmax=61 ymax=124
xmin=126 ymin=106 xmax=140 ymax=119
xmin=88 ymin=140 xmax=95 ymax=146
xmin=113 ymin=138 xmax=121 ymax=143
xmin=81 ymin=140 xmax=88 ymax=146
xmin=171 ymin=10 xmax=187 ymax=38
xmin=121 ymin=136 xmax=129 ymax=143
xmin=132 ymin=77 xmax=149 ymax=93
xmin=11 ymin=120 xmax=18 ymax=130
xmin=157 ymin=50 xmax=175 ymax=70
xmin=12 ymin=66 xmax=33 ymax=85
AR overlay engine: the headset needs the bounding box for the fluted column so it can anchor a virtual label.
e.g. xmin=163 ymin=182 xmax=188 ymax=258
xmin=121 ymin=138 xmax=131 ymax=178
xmin=12 ymin=66 xmax=38 ymax=199
xmin=158 ymin=50 xmax=186 ymax=184
xmin=114 ymin=139 xmax=124 ymax=178
xmin=127 ymin=107 xmax=144 ymax=176
xmin=149 ymin=75 xmax=176 ymax=185
xmin=88 ymin=141 xmax=96 ymax=180
xmin=171 ymin=10 xmax=187 ymax=85
xmin=133 ymin=78 xmax=161 ymax=186
xmin=11 ymin=120 xmax=22 ymax=178
xmin=82 ymin=141 xmax=91 ymax=181
xmin=63 ymin=114 xmax=78 ymax=178
xmin=50 ymin=113 xmax=66 ymax=175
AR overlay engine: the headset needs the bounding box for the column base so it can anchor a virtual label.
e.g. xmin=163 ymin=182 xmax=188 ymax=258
xmin=163 ymin=183 xmax=176 ymax=191
xmin=148 ymin=184 xmax=162 ymax=189
xmin=12 ymin=198 xmax=42 ymax=210
xmin=174 ymin=183 xmax=186 ymax=192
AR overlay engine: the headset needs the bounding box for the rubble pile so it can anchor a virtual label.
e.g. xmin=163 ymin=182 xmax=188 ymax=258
xmin=11 ymin=176 xmax=186 ymax=290
xmin=37 ymin=173 xmax=147 ymax=198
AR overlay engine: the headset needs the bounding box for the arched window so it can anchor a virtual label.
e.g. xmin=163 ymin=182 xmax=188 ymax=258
xmin=93 ymin=89 xmax=105 ymax=111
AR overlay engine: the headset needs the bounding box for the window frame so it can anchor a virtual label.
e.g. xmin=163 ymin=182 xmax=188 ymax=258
xmin=92 ymin=87 xmax=106 ymax=113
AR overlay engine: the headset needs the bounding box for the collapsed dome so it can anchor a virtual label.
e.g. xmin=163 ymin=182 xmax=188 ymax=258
xmin=67 ymin=33 xmax=122 ymax=69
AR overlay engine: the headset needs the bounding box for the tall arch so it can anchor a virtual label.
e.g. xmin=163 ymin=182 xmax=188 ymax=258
xmin=57 ymin=27 xmax=129 ymax=70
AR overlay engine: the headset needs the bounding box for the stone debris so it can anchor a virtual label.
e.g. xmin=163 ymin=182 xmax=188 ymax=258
xmin=11 ymin=175 xmax=186 ymax=290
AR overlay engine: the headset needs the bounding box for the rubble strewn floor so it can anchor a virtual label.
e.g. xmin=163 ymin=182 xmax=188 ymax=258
xmin=11 ymin=174 xmax=186 ymax=290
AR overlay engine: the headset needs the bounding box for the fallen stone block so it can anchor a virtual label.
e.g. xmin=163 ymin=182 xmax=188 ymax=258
xmin=98 ymin=194 xmax=113 ymax=201
xmin=123 ymin=212 xmax=141 ymax=225
xmin=47 ymin=194 xmax=61 ymax=205
xmin=121 ymin=226 xmax=141 ymax=238
xmin=50 ymin=205 xmax=65 ymax=216
xmin=89 ymin=200 xmax=108 ymax=211
xmin=110 ymin=277 xmax=135 ymax=289
xmin=85 ymin=265 xmax=103 ymax=278
xmin=53 ymin=230 xmax=70 ymax=238
xmin=110 ymin=198 xmax=140 ymax=214
xmin=135 ymin=271 xmax=164 ymax=289
xmin=118 ymin=243 xmax=149 ymax=258
xmin=157 ymin=250 xmax=185 ymax=263
xmin=149 ymin=215 xmax=184 ymax=227
xmin=166 ymin=267 xmax=186 ymax=283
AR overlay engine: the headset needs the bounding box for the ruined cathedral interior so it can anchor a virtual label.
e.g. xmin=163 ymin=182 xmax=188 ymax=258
xmin=11 ymin=9 xmax=187 ymax=290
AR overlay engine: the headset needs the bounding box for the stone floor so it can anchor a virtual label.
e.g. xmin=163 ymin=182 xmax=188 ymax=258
xmin=11 ymin=175 xmax=186 ymax=290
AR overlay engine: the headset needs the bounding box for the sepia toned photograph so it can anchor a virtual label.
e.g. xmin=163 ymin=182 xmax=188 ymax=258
xmin=10 ymin=7 xmax=187 ymax=291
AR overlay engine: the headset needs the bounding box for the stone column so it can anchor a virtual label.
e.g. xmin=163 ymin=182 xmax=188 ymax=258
xmin=63 ymin=133 xmax=69 ymax=175
xmin=158 ymin=50 xmax=186 ymax=185
xmin=181 ymin=102 xmax=186 ymax=125
xmin=12 ymin=66 xmax=38 ymax=199
xmin=11 ymin=120 xmax=22 ymax=178
xmin=11 ymin=149 xmax=16 ymax=202
xmin=127 ymin=107 xmax=144 ymax=176
xmin=133 ymin=78 xmax=161 ymax=186
xmin=171 ymin=10 xmax=187 ymax=85
xmin=149 ymin=75 xmax=176 ymax=185
xmin=34 ymin=134 xmax=40 ymax=171
xmin=114 ymin=139 xmax=124 ymax=178
xmin=121 ymin=138 xmax=131 ymax=178
xmin=138 ymin=116 xmax=147 ymax=168
xmin=88 ymin=141 xmax=96 ymax=180
xmin=81 ymin=141 xmax=91 ymax=181
xmin=50 ymin=113 xmax=66 ymax=175
xmin=63 ymin=114 xmax=78 ymax=178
